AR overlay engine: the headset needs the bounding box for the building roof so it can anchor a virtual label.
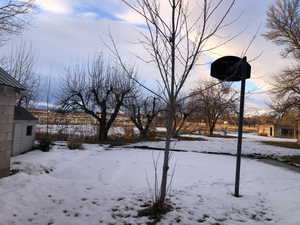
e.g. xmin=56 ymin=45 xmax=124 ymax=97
xmin=0 ymin=67 xmax=25 ymax=90
xmin=258 ymin=122 xmax=295 ymax=128
xmin=14 ymin=106 xmax=38 ymax=121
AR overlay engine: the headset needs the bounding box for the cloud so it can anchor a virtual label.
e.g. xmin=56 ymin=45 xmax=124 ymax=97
xmin=117 ymin=10 xmax=144 ymax=25
xmin=32 ymin=0 xmax=126 ymax=16
xmin=1 ymin=0 xmax=291 ymax=112
xmin=33 ymin=0 xmax=75 ymax=14
xmin=1 ymin=12 xmax=158 ymax=93
xmin=115 ymin=0 xmax=288 ymax=92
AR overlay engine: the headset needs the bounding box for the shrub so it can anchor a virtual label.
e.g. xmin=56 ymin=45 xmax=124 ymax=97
xmin=38 ymin=137 xmax=52 ymax=152
xmin=124 ymin=126 xmax=135 ymax=138
xmin=67 ymin=138 xmax=83 ymax=150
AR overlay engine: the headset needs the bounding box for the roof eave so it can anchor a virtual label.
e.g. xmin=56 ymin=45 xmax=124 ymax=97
xmin=0 ymin=83 xmax=26 ymax=91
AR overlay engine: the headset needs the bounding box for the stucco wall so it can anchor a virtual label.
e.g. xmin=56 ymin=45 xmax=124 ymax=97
xmin=12 ymin=120 xmax=37 ymax=156
xmin=257 ymin=124 xmax=296 ymax=138
xmin=257 ymin=125 xmax=275 ymax=137
xmin=0 ymin=86 xmax=16 ymax=177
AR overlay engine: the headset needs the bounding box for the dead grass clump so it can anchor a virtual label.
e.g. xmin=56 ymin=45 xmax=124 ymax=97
xmin=137 ymin=201 xmax=173 ymax=224
xmin=67 ymin=138 xmax=84 ymax=150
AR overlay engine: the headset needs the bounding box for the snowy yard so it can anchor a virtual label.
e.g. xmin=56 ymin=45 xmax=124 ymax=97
xmin=131 ymin=133 xmax=300 ymax=158
xmin=0 ymin=136 xmax=300 ymax=225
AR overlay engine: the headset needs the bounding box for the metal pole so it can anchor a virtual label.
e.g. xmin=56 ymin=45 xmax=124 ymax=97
xmin=234 ymin=78 xmax=246 ymax=197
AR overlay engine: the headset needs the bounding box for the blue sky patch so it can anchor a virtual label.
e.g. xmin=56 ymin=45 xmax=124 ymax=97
xmin=74 ymin=5 xmax=122 ymax=21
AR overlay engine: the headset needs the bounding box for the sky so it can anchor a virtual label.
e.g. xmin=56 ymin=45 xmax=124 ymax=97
xmin=0 ymin=0 xmax=295 ymax=114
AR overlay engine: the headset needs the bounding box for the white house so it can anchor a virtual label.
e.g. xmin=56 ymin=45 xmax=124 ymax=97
xmin=12 ymin=106 xmax=38 ymax=156
xmin=0 ymin=67 xmax=25 ymax=177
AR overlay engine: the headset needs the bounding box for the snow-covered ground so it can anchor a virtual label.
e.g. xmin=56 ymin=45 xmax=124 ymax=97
xmin=36 ymin=125 xmax=166 ymax=136
xmin=36 ymin=125 xmax=126 ymax=136
xmin=131 ymin=133 xmax=300 ymax=157
xmin=215 ymin=131 xmax=297 ymax=142
xmin=0 ymin=139 xmax=300 ymax=225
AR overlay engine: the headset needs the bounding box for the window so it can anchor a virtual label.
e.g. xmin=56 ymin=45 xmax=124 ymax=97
xmin=281 ymin=128 xmax=294 ymax=137
xmin=26 ymin=126 xmax=33 ymax=136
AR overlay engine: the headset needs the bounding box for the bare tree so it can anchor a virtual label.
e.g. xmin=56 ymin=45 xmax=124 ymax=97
xmin=270 ymin=66 xmax=300 ymax=113
xmin=1 ymin=41 xmax=39 ymax=107
xmin=173 ymin=98 xmax=196 ymax=137
xmin=0 ymin=0 xmax=36 ymax=107
xmin=264 ymin=0 xmax=300 ymax=58
xmin=264 ymin=0 xmax=300 ymax=142
xmin=58 ymin=54 xmax=134 ymax=141
xmin=269 ymin=66 xmax=300 ymax=143
xmin=190 ymin=80 xmax=238 ymax=136
xmin=125 ymin=90 xmax=162 ymax=139
xmin=111 ymin=0 xmax=236 ymax=206
xmin=0 ymin=0 xmax=34 ymax=44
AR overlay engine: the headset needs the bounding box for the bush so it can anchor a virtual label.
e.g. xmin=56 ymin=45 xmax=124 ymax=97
xmin=124 ymin=126 xmax=135 ymax=138
xmin=38 ymin=137 xmax=52 ymax=152
xmin=67 ymin=138 xmax=83 ymax=150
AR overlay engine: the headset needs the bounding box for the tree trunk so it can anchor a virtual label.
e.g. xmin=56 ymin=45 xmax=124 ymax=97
xmin=139 ymin=129 xmax=148 ymax=139
xmin=98 ymin=125 xmax=108 ymax=141
xmin=159 ymin=0 xmax=176 ymax=205
xmin=159 ymin=122 xmax=171 ymax=204
xmin=209 ymin=126 xmax=214 ymax=136
xmin=159 ymin=102 xmax=175 ymax=204
xmin=297 ymin=119 xmax=300 ymax=144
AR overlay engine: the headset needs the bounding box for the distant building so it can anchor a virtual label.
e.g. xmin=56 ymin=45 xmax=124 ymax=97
xmin=30 ymin=109 xmax=132 ymax=127
xmin=257 ymin=123 xmax=297 ymax=138
xmin=0 ymin=67 xmax=25 ymax=177
xmin=12 ymin=106 xmax=38 ymax=156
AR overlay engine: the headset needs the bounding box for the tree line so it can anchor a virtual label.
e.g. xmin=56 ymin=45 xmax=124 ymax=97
xmin=57 ymin=53 xmax=239 ymax=141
